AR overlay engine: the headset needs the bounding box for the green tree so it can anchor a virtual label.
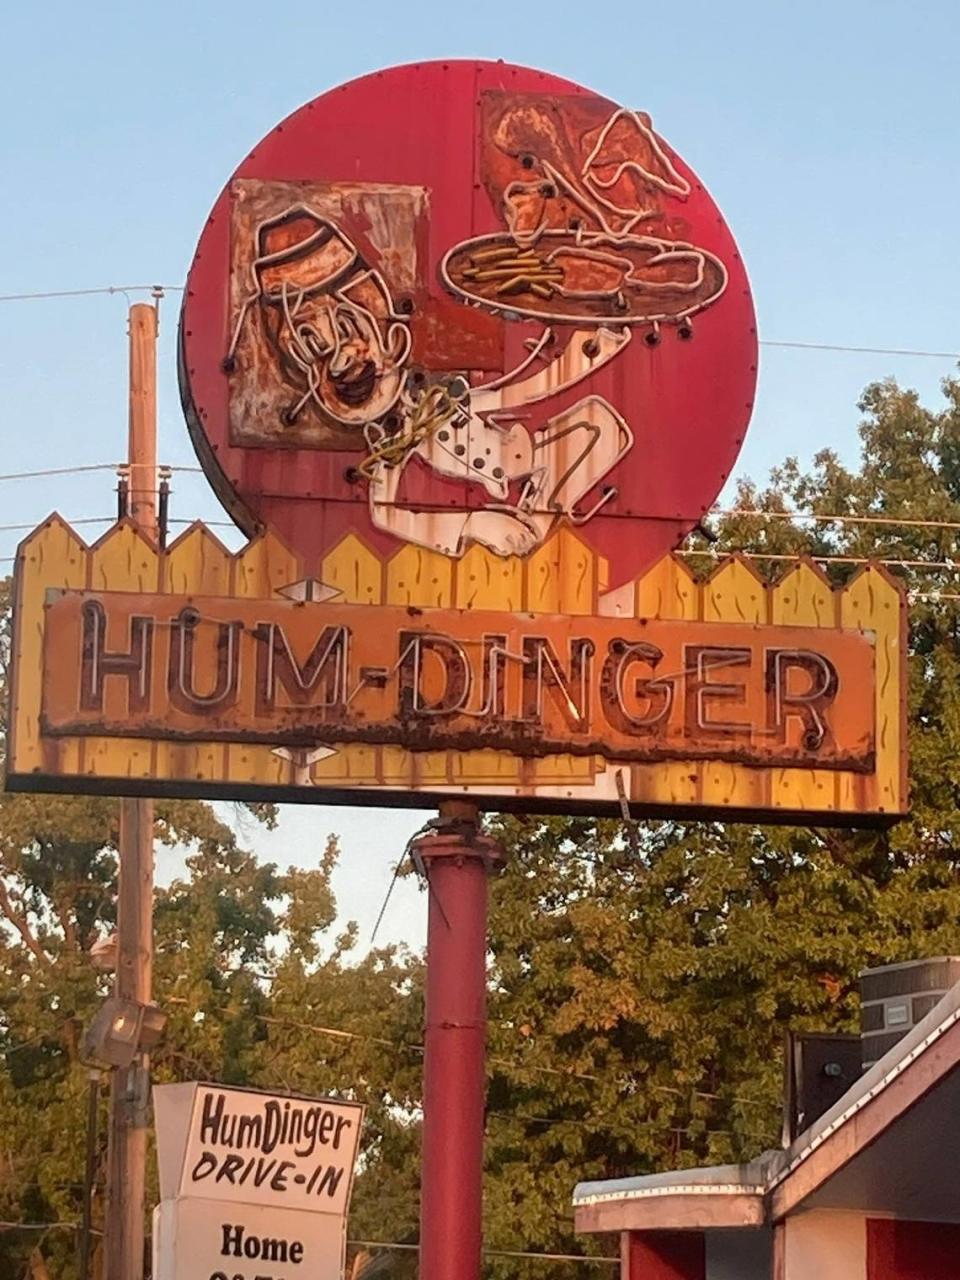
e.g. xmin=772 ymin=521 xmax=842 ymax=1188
xmin=6 ymin=370 xmax=960 ymax=1276
xmin=0 ymin=578 xmax=419 ymax=1276
xmin=477 ymin=371 xmax=960 ymax=1263
xmin=0 ymin=798 xmax=419 ymax=1277
xmin=0 ymin=787 xmax=285 ymax=1275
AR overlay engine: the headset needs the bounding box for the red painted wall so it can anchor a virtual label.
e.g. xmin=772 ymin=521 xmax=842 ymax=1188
xmin=868 ymin=1219 xmax=960 ymax=1279
xmin=626 ymin=1231 xmax=706 ymax=1280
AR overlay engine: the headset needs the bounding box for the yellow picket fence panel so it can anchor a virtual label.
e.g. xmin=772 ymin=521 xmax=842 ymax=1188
xmin=7 ymin=518 xmax=908 ymax=820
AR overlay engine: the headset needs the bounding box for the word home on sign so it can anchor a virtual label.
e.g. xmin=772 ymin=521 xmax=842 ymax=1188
xmin=209 ymin=1220 xmax=305 ymax=1278
xmin=42 ymin=591 xmax=878 ymax=772
xmin=151 ymin=1190 xmax=351 ymax=1280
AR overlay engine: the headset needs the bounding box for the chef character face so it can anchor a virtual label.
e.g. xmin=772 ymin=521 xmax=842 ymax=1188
xmin=275 ymin=271 xmax=412 ymax=428
xmin=253 ymin=206 xmax=412 ymax=429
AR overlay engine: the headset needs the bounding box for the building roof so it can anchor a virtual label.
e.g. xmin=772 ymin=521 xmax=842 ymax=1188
xmin=574 ymin=978 xmax=960 ymax=1235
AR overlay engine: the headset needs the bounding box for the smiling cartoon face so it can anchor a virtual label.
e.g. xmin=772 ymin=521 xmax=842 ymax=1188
xmin=264 ymin=265 xmax=412 ymax=429
xmin=251 ymin=207 xmax=412 ymax=430
xmin=222 ymin=182 xmax=426 ymax=452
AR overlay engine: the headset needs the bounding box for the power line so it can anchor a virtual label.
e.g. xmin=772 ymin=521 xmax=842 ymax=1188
xmin=679 ymin=549 xmax=960 ymax=572
xmin=0 ymin=283 xmax=956 ymax=360
xmin=0 ymin=1219 xmax=609 ymax=1265
xmin=5 ymin=532 xmax=960 ymax=595
xmin=77 ymin=508 xmax=917 ymax=548
xmin=0 ymin=513 xmax=237 ymax=536
xmin=203 ymin=1002 xmax=769 ymax=1109
xmin=2 ymin=459 xmax=960 ymax=543
xmin=4 ymin=468 xmax=960 ymax=543
xmin=168 ymin=518 xmax=235 ymax=528
xmin=0 ymin=1221 xmax=83 ymax=1233
xmin=168 ymin=996 xmax=769 ymax=1105
xmin=0 ymin=462 xmax=201 ymax=484
xmin=0 ymin=518 xmax=114 ymax=533
xmin=349 ymin=1239 xmax=619 ymax=1265
xmin=761 ymin=339 xmax=959 ymax=359
xmin=0 ymin=464 xmax=118 ymax=484
xmin=0 ymin=1031 xmax=49 ymax=1058
xmin=0 ymin=285 xmax=182 ymax=303
xmin=486 ymin=1109 xmax=768 ymax=1143
xmin=709 ymin=508 xmax=960 ymax=534
xmin=5 ymin=519 xmax=957 ymax=573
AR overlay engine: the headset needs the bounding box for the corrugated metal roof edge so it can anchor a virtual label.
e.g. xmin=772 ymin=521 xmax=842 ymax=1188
xmin=573 ymin=978 xmax=960 ymax=1210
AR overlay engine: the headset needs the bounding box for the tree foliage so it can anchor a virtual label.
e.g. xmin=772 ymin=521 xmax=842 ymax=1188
xmin=2 ymin=373 xmax=960 ymax=1276
xmin=480 ymin=372 xmax=960 ymax=1259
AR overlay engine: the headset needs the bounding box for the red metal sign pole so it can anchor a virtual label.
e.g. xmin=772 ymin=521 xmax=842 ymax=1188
xmin=413 ymin=802 xmax=505 ymax=1280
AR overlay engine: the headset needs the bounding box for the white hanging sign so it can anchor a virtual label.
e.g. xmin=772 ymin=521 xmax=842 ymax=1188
xmin=154 ymin=1083 xmax=364 ymax=1216
xmin=153 ymin=1196 xmax=347 ymax=1280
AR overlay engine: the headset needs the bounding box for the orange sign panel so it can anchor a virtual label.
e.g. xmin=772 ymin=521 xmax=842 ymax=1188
xmin=6 ymin=518 xmax=908 ymax=825
xmin=41 ymin=591 xmax=877 ymax=774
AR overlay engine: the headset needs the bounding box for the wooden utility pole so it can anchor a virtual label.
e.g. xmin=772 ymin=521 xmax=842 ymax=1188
xmin=104 ymin=303 xmax=158 ymax=1280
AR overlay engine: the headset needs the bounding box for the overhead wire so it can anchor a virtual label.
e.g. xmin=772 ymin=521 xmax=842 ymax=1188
xmin=5 ymin=461 xmax=960 ymax=539
xmin=0 ymin=1221 xmax=85 ymax=1233
xmin=0 ymin=464 xmax=119 ymax=483
xmin=164 ymin=1000 xmax=776 ymax=1147
xmin=678 ymin=549 xmax=960 ymax=572
xmin=0 ymin=285 xmax=182 ymax=303
xmin=760 ymin=339 xmax=960 ymax=359
xmin=4 ymin=522 xmax=960 ymax=575
xmin=707 ymin=508 xmax=960 ymax=533
xmin=0 ymin=1217 xmax=609 ymax=1264
xmin=5 ymin=460 xmax=960 ymax=539
xmin=0 ymin=282 xmax=958 ymax=360
xmin=185 ymin=999 xmax=769 ymax=1108
xmin=167 ymin=518 xmax=236 ymax=528
xmin=348 ymin=1240 xmax=619 ymax=1265
xmin=0 ymin=518 xmax=114 ymax=533
xmin=7 ymin=425 xmax=960 ymax=600
xmin=0 ymin=463 xmax=200 ymax=483
xmin=486 ymin=1109 xmax=757 ymax=1141
xmin=0 ymin=1031 xmax=50 ymax=1058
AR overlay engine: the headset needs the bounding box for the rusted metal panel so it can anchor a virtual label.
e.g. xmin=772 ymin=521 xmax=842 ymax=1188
xmin=443 ymin=230 xmax=727 ymax=325
xmin=446 ymin=92 xmax=727 ymax=325
xmin=179 ymin=60 xmax=757 ymax=588
xmin=227 ymin=179 xmax=428 ymax=453
xmin=41 ymin=589 xmax=877 ymax=773
xmin=6 ymin=519 xmax=908 ymax=824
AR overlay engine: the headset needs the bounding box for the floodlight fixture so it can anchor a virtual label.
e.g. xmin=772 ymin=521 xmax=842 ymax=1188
xmin=82 ymin=996 xmax=167 ymax=1069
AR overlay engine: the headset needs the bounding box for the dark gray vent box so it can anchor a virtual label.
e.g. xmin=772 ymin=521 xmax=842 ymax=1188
xmin=782 ymin=1032 xmax=861 ymax=1144
xmin=860 ymin=957 xmax=960 ymax=1068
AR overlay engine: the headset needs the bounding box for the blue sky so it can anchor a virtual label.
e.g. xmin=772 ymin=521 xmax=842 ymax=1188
xmin=2 ymin=0 xmax=958 ymax=949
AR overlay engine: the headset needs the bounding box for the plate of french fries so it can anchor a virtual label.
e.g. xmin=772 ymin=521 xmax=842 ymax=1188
xmin=441 ymin=229 xmax=727 ymax=327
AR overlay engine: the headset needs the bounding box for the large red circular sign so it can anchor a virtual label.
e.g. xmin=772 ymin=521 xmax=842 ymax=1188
xmin=180 ymin=61 xmax=756 ymax=591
